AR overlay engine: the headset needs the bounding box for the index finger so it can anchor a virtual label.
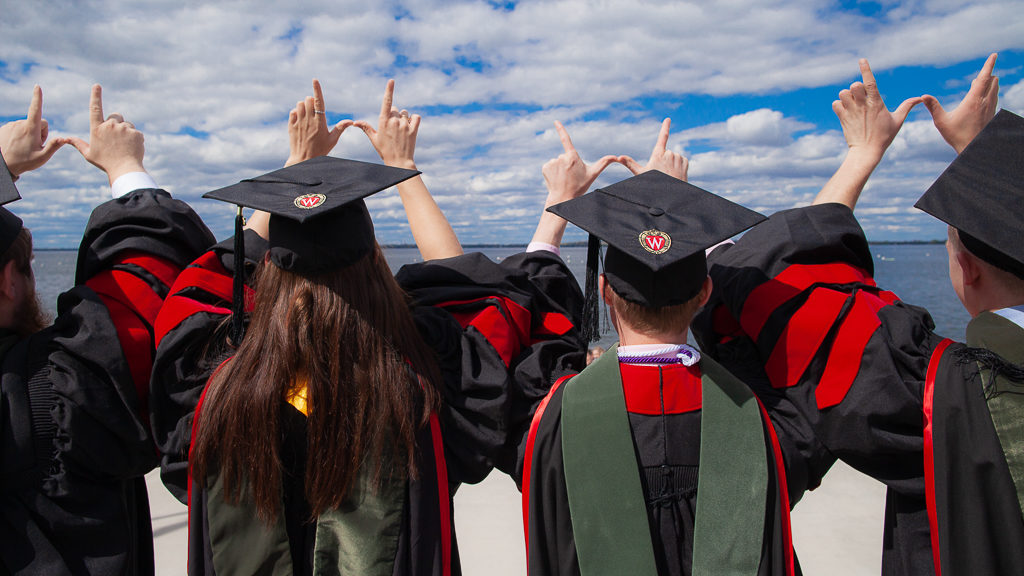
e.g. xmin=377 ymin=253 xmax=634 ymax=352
xmin=313 ymin=78 xmax=326 ymax=113
xmin=380 ymin=79 xmax=395 ymax=120
xmin=27 ymin=85 xmax=43 ymax=124
xmin=978 ymin=52 xmax=997 ymax=80
xmin=654 ymin=118 xmax=671 ymax=151
xmin=967 ymin=53 xmax=998 ymax=98
xmin=859 ymin=58 xmax=878 ymax=98
xmin=89 ymin=84 xmax=104 ymax=129
xmin=554 ymin=121 xmax=575 ymax=154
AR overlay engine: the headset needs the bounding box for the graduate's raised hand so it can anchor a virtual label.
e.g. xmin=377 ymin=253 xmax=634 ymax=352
xmin=68 ymin=85 xmax=146 ymax=185
xmin=833 ymin=59 xmax=921 ymax=161
xmin=923 ymin=53 xmax=999 ymax=154
xmin=618 ymin=118 xmax=688 ymax=181
xmin=355 ymin=79 xmax=420 ymax=170
xmin=541 ymin=121 xmax=618 ymax=207
xmin=285 ymin=79 xmax=353 ymax=167
xmin=812 ymin=60 xmax=920 ymax=208
xmin=0 ymin=85 xmax=67 ymax=177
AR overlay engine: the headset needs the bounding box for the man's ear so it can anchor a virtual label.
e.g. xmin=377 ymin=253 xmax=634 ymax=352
xmin=956 ymin=249 xmax=982 ymax=286
xmin=697 ymin=276 xmax=713 ymax=308
xmin=0 ymin=260 xmax=18 ymax=301
xmin=599 ymin=274 xmax=614 ymax=306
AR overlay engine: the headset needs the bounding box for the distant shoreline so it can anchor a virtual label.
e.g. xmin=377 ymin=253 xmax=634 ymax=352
xmin=35 ymin=239 xmax=946 ymax=251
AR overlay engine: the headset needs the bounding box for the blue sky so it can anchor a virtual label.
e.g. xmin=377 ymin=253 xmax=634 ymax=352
xmin=2 ymin=1 xmax=1023 ymax=247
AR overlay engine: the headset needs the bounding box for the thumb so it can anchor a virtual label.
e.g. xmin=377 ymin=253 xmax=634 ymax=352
xmin=38 ymin=137 xmax=66 ymax=162
xmin=67 ymin=136 xmax=90 ymax=157
xmin=332 ymin=119 xmax=354 ymax=135
xmin=590 ymin=155 xmax=618 ymax=175
xmin=329 ymin=120 xmax=354 ymax=145
xmin=354 ymin=120 xmax=376 ymax=140
xmin=922 ymin=95 xmax=945 ymax=120
xmin=617 ymin=155 xmax=644 ymax=175
xmin=892 ymin=96 xmax=923 ymax=125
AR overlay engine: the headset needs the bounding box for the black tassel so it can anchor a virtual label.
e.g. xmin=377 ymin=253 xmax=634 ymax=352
xmin=581 ymin=234 xmax=601 ymax=343
xmin=230 ymin=206 xmax=246 ymax=346
xmin=955 ymin=346 xmax=1024 ymax=398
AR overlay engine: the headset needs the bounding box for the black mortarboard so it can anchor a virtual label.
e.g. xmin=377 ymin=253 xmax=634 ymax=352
xmin=548 ymin=170 xmax=765 ymax=340
xmin=0 ymin=150 xmax=24 ymax=256
xmin=203 ymin=156 xmax=419 ymax=342
xmin=915 ymin=109 xmax=1024 ymax=279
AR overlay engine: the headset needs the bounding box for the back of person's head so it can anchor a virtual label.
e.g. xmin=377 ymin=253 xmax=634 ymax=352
xmin=0 ymin=226 xmax=46 ymax=336
xmin=0 ymin=227 xmax=33 ymax=278
xmin=547 ymin=170 xmax=764 ymax=342
xmin=192 ymin=242 xmax=441 ymax=523
xmin=916 ymin=110 xmax=1024 ymax=302
xmin=947 ymin=226 xmax=1024 ymax=303
xmin=604 ymin=275 xmax=709 ymax=338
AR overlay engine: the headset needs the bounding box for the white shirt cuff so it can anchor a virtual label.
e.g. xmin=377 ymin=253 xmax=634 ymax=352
xmin=706 ymin=239 xmax=734 ymax=256
xmin=111 ymin=172 xmax=158 ymax=198
xmin=527 ymin=241 xmax=560 ymax=256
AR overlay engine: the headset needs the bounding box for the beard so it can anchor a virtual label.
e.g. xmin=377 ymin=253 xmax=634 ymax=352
xmin=13 ymin=286 xmax=49 ymax=338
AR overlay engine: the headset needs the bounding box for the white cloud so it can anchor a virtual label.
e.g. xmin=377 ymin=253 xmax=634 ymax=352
xmin=1 ymin=0 xmax=1022 ymax=246
xmin=1001 ymin=78 xmax=1024 ymax=113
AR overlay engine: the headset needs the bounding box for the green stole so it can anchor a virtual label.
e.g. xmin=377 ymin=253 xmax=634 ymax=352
xmin=561 ymin=345 xmax=769 ymax=576
xmin=206 ymin=437 xmax=405 ymax=575
xmin=966 ymin=311 xmax=1024 ymax=515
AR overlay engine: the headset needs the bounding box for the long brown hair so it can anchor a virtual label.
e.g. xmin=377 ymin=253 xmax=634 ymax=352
xmin=191 ymin=243 xmax=442 ymax=522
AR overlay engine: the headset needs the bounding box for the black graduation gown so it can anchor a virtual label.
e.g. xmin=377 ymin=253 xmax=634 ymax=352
xmin=524 ymin=358 xmax=797 ymax=576
xmin=0 ymin=189 xmax=214 ymax=575
xmin=693 ymin=202 xmax=1024 ymax=575
xmin=149 ymin=245 xmax=585 ymax=576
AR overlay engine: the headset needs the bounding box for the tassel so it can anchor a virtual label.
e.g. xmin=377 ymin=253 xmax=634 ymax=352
xmin=581 ymin=234 xmax=601 ymax=343
xmin=230 ymin=205 xmax=246 ymax=346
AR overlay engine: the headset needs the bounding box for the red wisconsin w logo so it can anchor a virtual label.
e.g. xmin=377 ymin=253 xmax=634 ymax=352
xmin=293 ymin=193 xmax=326 ymax=210
xmin=638 ymin=230 xmax=671 ymax=254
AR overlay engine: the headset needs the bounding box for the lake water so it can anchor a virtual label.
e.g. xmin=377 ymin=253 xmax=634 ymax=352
xmin=32 ymin=243 xmax=971 ymax=342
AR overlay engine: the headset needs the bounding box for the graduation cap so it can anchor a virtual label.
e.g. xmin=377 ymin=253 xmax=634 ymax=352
xmin=915 ymin=109 xmax=1024 ymax=279
xmin=548 ymin=170 xmax=765 ymax=341
xmin=0 ymin=150 xmax=24 ymax=256
xmin=203 ymin=156 xmax=420 ymax=343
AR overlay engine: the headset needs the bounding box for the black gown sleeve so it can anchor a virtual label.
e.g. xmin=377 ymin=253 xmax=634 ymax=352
xmin=48 ymin=188 xmax=215 ymax=484
xmin=149 ymin=230 xmax=267 ymax=501
xmin=397 ymin=250 xmax=585 ymax=486
xmin=694 ymin=203 xmax=947 ymax=497
xmin=0 ymin=188 xmax=213 ymax=575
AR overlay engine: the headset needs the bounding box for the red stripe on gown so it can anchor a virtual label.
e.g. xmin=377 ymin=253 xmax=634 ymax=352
xmin=740 ymin=262 xmax=874 ymax=340
xmin=437 ymin=296 xmax=531 ymax=367
xmin=924 ymin=338 xmax=953 ymax=576
xmin=521 ymin=373 xmax=573 ymax=565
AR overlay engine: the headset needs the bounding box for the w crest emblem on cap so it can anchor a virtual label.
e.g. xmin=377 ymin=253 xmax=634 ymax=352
xmin=294 ymin=193 xmax=327 ymax=210
xmin=639 ymin=230 xmax=671 ymax=254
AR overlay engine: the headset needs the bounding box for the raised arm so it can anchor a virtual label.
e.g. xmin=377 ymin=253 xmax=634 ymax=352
xmin=530 ymin=121 xmax=617 ymax=249
xmin=618 ymin=118 xmax=689 ymax=180
xmin=0 ymin=85 xmax=67 ymax=178
xmin=923 ymin=52 xmax=999 ymax=154
xmin=813 ymin=59 xmax=921 ymax=208
xmin=356 ymin=80 xmax=462 ymax=260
